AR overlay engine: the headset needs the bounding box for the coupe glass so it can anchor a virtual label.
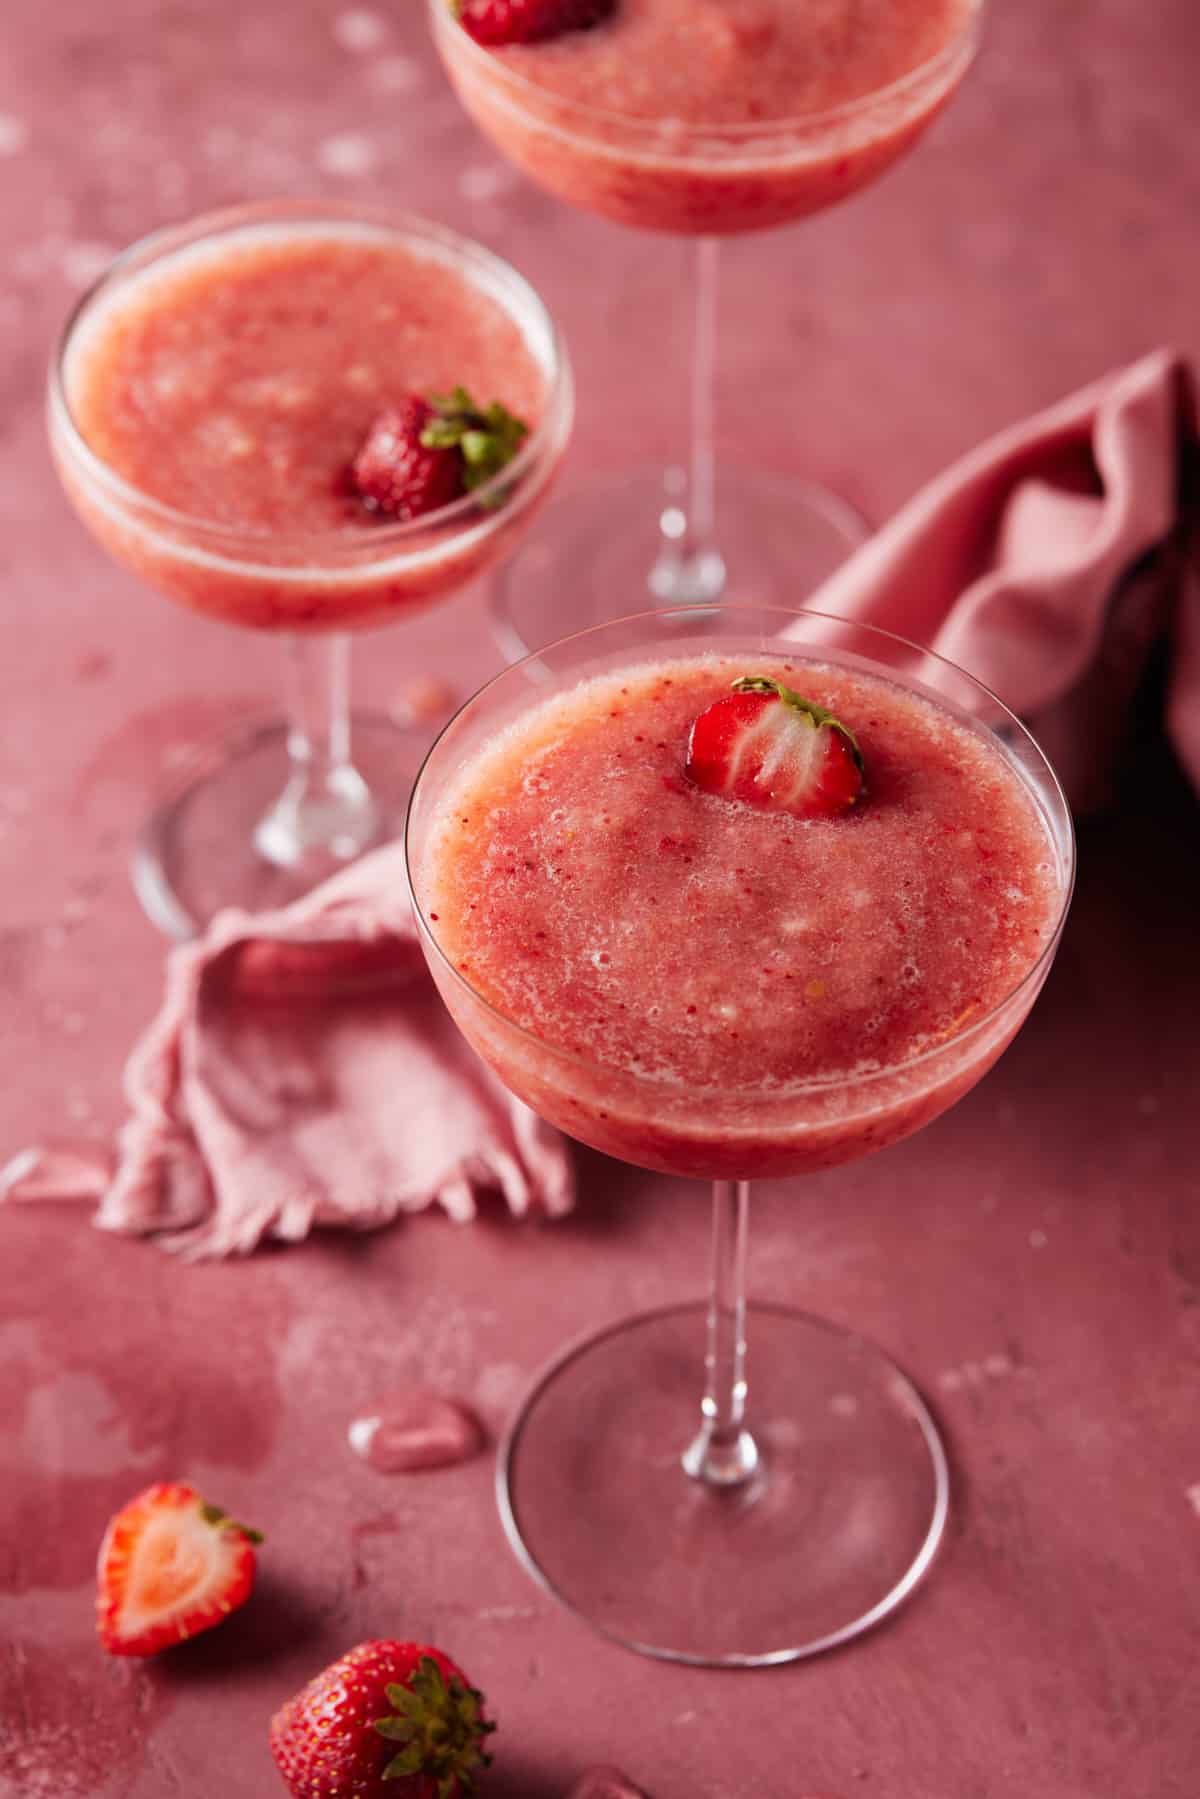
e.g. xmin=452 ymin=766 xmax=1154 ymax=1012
xmin=429 ymin=1 xmax=984 ymax=657
xmin=406 ymin=604 xmax=1074 ymax=1665
xmin=48 ymin=200 xmax=573 ymax=937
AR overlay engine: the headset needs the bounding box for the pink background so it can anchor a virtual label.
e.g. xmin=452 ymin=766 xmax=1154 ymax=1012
xmin=2 ymin=3 xmax=1199 ymax=1795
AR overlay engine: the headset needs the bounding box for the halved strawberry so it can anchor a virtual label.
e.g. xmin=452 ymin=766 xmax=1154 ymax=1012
xmin=453 ymin=0 xmax=616 ymax=49
xmin=685 ymin=675 xmax=865 ymax=819
xmin=96 ymin=1480 xmax=261 ymax=1657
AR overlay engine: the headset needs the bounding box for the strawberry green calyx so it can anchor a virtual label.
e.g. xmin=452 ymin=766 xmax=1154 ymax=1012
xmin=197 ymin=1499 xmax=264 ymax=1545
xmin=421 ymin=386 xmax=529 ymax=498
xmin=373 ymin=1654 xmax=495 ymax=1794
xmin=731 ymin=675 xmax=865 ymax=771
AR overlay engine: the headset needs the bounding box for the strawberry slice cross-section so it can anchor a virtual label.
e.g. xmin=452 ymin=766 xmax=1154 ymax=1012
xmin=685 ymin=674 xmax=866 ymax=820
xmin=96 ymin=1480 xmax=261 ymax=1657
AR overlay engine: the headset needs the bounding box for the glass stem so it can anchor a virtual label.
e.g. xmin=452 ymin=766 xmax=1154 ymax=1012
xmin=649 ymin=236 xmax=728 ymax=606
xmin=254 ymin=634 xmax=379 ymax=872
xmin=682 ymin=1179 xmax=760 ymax=1487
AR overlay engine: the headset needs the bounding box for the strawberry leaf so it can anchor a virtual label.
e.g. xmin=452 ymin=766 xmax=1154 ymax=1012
xmin=198 ymin=1499 xmax=263 ymax=1544
xmin=385 ymin=1679 xmax=430 ymax=1713
xmin=374 ymin=1717 xmax=417 ymax=1741
xmin=420 ymin=386 xmax=529 ymax=503
xmin=383 ymin=1743 xmax=428 ymax=1778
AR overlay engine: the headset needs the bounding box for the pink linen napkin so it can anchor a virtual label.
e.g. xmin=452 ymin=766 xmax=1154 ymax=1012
xmin=806 ymin=347 xmax=1197 ymax=813
xmin=1 ymin=851 xmax=574 ymax=1257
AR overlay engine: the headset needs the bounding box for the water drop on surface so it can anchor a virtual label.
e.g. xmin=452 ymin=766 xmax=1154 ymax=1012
xmin=567 ymin=1770 xmax=651 ymax=1799
xmin=348 ymin=1391 xmax=483 ymax=1473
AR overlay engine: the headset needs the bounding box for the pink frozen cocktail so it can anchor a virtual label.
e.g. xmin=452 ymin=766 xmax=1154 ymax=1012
xmin=53 ymin=213 xmax=567 ymax=632
xmin=407 ymin=607 xmax=1074 ymax=1666
xmin=48 ymin=202 xmax=572 ymax=932
xmin=429 ymin=0 xmax=987 ymax=661
xmin=436 ymin=0 xmax=981 ymax=235
xmin=414 ymin=647 xmax=1063 ymax=1178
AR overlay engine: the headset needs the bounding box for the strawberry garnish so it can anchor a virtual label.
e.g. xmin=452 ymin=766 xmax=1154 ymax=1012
xmin=349 ymin=387 xmax=529 ymax=522
xmin=351 ymin=398 xmax=463 ymax=522
xmin=96 ymin=1480 xmax=261 ymax=1657
xmin=685 ymin=675 xmax=865 ymax=820
xmin=453 ymin=0 xmax=616 ymax=49
xmin=269 ymin=1640 xmax=494 ymax=1799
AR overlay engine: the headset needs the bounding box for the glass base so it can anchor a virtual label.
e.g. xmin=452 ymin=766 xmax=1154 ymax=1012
xmin=133 ymin=712 xmax=426 ymax=938
xmin=498 ymin=1302 xmax=948 ymax=1666
xmin=489 ymin=465 xmax=868 ymax=662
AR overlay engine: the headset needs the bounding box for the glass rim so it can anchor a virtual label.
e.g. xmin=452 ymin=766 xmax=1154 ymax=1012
xmin=47 ymin=198 xmax=573 ymax=553
xmin=430 ymin=0 xmax=985 ymax=152
xmin=405 ymin=601 xmax=1076 ymax=1101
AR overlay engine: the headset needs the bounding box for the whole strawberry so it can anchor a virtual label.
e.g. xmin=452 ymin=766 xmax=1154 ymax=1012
xmin=349 ymin=388 xmax=529 ymax=523
xmin=351 ymin=398 xmax=463 ymax=522
xmin=686 ymin=675 xmax=866 ymax=820
xmin=269 ymin=1639 xmax=494 ymax=1799
xmin=96 ymin=1480 xmax=261 ymax=1657
xmin=454 ymin=0 xmax=616 ymax=49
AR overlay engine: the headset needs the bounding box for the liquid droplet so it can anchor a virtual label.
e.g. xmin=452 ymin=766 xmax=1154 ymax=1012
xmin=567 ymin=1770 xmax=651 ymax=1799
xmin=348 ymin=1391 xmax=483 ymax=1473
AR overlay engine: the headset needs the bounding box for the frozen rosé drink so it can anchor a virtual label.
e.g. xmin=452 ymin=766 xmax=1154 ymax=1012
xmin=53 ymin=217 xmax=564 ymax=631
xmin=407 ymin=611 xmax=1074 ymax=1667
xmin=415 ymin=647 xmax=1064 ymax=1177
xmin=436 ymin=0 xmax=981 ymax=233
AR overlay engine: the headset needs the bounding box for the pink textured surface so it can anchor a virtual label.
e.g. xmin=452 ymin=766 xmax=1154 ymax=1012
xmin=2 ymin=4 xmax=1199 ymax=1798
